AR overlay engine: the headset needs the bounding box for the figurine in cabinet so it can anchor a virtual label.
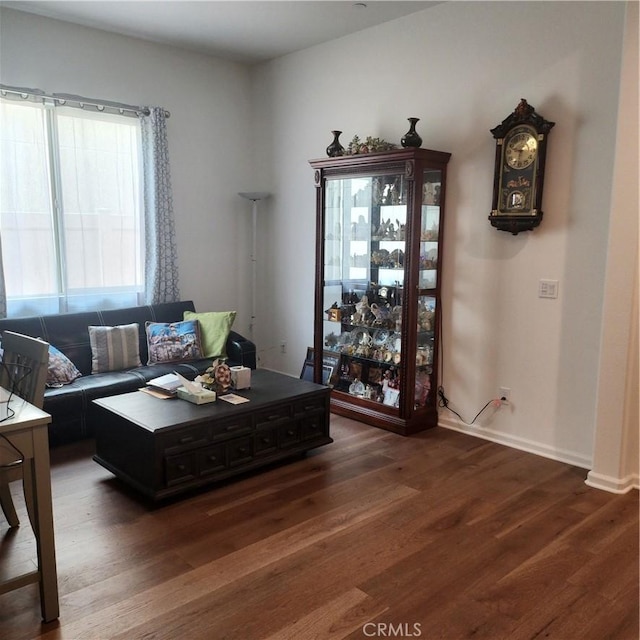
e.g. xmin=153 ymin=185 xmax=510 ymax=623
xmin=325 ymin=302 xmax=341 ymax=322
xmin=370 ymin=302 xmax=391 ymax=324
xmin=325 ymin=332 xmax=339 ymax=349
xmin=391 ymin=306 xmax=402 ymax=332
xmin=415 ymin=370 xmax=431 ymax=407
xmin=418 ymin=303 xmax=434 ymax=331
xmin=382 ymin=368 xmax=400 ymax=407
xmin=353 ymin=295 xmax=373 ymax=325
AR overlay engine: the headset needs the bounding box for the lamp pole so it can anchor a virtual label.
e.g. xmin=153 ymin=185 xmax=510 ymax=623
xmin=238 ymin=192 xmax=269 ymax=340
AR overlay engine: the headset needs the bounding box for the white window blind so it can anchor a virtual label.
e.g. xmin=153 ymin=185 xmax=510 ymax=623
xmin=0 ymin=99 xmax=144 ymax=317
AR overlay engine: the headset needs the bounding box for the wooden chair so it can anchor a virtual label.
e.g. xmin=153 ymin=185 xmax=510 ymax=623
xmin=0 ymin=331 xmax=49 ymax=528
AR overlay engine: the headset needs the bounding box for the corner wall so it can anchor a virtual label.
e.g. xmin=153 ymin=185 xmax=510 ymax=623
xmin=587 ymin=0 xmax=639 ymax=493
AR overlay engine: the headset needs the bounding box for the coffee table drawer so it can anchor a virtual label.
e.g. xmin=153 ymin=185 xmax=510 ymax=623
xmin=161 ymin=426 xmax=208 ymax=453
xmin=301 ymin=413 xmax=326 ymax=441
xmin=255 ymin=427 xmax=278 ymax=455
xmin=212 ymin=414 xmax=252 ymax=441
xmin=198 ymin=444 xmax=226 ymax=476
xmin=279 ymin=422 xmax=301 ymax=448
xmin=165 ymin=452 xmax=197 ymax=486
xmin=227 ymin=436 xmax=253 ymax=466
xmin=254 ymin=404 xmax=292 ymax=429
xmin=293 ymin=396 xmax=326 ymax=417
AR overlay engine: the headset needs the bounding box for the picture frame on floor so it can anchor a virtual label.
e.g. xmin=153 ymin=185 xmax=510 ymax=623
xmin=300 ymin=348 xmax=339 ymax=386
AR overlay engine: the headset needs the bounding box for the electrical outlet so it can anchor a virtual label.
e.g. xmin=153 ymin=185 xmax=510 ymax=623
xmin=280 ymin=341 xmax=287 ymax=354
xmin=499 ymin=387 xmax=511 ymax=404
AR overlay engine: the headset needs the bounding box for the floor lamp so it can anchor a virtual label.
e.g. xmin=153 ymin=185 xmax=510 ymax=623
xmin=238 ymin=192 xmax=269 ymax=340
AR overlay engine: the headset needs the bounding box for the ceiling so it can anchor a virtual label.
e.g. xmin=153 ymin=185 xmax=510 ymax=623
xmin=2 ymin=1 xmax=439 ymax=64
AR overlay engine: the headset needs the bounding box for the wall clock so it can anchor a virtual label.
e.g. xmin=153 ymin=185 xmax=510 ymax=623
xmin=489 ymin=98 xmax=555 ymax=234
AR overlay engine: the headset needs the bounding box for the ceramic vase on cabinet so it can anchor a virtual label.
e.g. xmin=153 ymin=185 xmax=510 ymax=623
xmin=401 ymin=118 xmax=422 ymax=148
xmin=326 ymin=131 xmax=345 ymax=157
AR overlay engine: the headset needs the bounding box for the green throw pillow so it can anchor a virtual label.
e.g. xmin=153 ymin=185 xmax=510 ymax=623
xmin=183 ymin=310 xmax=236 ymax=358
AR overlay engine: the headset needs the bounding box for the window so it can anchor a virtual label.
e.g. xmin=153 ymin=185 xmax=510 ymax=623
xmin=0 ymin=99 xmax=144 ymax=317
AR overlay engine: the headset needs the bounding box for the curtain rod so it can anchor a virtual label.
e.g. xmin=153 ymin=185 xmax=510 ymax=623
xmin=0 ymin=84 xmax=170 ymax=118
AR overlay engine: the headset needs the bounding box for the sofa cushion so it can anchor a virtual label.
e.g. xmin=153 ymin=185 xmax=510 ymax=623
xmin=128 ymin=358 xmax=212 ymax=383
xmin=89 ymin=323 xmax=142 ymax=373
xmin=47 ymin=344 xmax=82 ymax=387
xmin=183 ymin=310 xmax=236 ymax=358
xmin=145 ymin=319 xmax=203 ymax=365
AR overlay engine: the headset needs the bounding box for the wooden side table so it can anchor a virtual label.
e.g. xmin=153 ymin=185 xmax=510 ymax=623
xmin=0 ymin=395 xmax=58 ymax=622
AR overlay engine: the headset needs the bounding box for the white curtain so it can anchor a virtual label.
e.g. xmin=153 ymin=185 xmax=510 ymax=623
xmin=141 ymin=106 xmax=180 ymax=304
xmin=0 ymin=96 xmax=179 ymax=317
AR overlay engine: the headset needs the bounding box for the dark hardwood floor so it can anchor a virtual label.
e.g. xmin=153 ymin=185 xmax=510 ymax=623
xmin=1 ymin=416 xmax=638 ymax=640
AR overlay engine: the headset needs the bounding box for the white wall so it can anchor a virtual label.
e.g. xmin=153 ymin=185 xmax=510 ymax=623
xmin=0 ymin=7 xmax=256 ymax=336
xmin=249 ymin=1 xmax=632 ymax=470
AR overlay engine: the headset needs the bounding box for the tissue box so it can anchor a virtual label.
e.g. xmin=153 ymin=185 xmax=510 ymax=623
xmin=230 ymin=366 xmax=251 ymax=390
xmin=177 ymin=387 xmax=217 ymax=405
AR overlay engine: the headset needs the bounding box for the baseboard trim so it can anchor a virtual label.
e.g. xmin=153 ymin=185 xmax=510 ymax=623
xmin=585 ymin=470 xmax=640 ymax=494
xmin=439 ymin=416 xmax=592 ymax=471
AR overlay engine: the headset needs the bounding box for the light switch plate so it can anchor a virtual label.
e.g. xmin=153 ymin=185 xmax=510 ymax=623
xmin=539 ymin=279 xmax=559 ymax=299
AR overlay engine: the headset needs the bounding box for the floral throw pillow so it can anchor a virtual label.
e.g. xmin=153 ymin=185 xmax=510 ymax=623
xmin=47 ymin=344 xmax=82 ymax=388
xmin=145 ymin=320 xmax=203 ymax=365
xmin=1 ymin=339 xmax=82 ymax=388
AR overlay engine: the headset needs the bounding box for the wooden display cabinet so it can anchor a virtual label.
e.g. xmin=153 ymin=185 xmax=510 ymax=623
xmin=310 ymin=148 xmax=451 ymax=435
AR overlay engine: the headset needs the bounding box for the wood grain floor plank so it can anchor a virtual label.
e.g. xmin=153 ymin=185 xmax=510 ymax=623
xmin=509 ymin=584 xmax=634 ymax=640
xmin=567 ymin=518 xmax=639 ymax=602
xmin=1 ymin=418 xmax=637 ymax=640
xmin=35 ymin=483 xmax=418 ymax=639
xmin=262 ymin=588 xmax=385 ymax=640
xmin=564 ymin=488 xmax=639 ymax=554
xmin=174 ymin=468 xmax=417 ymax=568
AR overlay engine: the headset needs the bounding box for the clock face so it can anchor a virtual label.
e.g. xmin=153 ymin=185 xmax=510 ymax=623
xmin=505 ymin=126 xmax=538 ymax=169
xmin=498 ymin=125 xmax=539 ymax=215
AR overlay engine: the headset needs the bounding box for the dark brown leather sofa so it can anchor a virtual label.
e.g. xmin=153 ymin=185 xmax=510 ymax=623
xmin=0 ymin=301 xmax=256 ymax=446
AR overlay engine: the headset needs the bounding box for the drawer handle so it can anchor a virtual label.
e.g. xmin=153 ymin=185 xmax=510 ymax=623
xmin=179 ymin=436 xmax=194 ymax=444
xmin=286 ymin=430 xmax=295 ymax=436
xmin=225 ymin=424 xmax=241 ymax=431
xmin=238 ymin=447 xmax=247 ymax=454
xmin=177 ymin=464 xmax=186 ymax=471
xmin=261 ymin=437 xmax=271 ymax=444
xmin=267 ymin=414 xmax=282 ymax=421
xmin=303 ymin=405 xmax=316 ymax=411
xmin=208 ymin=455 xmax=217 ymax=462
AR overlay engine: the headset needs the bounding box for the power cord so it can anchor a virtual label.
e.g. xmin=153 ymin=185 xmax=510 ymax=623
xmin=433 ymin=293 xmax=507 ymax=427
xmin=437 ymin=385 xmax=504 ymax=426
xmin=0 ymin=361 xmax=32 ymax=466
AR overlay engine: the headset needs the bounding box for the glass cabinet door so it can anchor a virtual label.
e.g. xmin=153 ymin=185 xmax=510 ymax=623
xmin=412 ymin=168 xmax=442 ymax=409
xmin=323 ymin=171 xmax=407 ymax=408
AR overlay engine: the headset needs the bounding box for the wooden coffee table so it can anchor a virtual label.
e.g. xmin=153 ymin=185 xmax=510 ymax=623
xmin=92 ymin=369 xmax=332 ymax=500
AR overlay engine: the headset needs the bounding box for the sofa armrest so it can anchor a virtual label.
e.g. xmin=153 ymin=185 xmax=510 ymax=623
xmin=226 ymin=331 xmax=257 ymax=369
